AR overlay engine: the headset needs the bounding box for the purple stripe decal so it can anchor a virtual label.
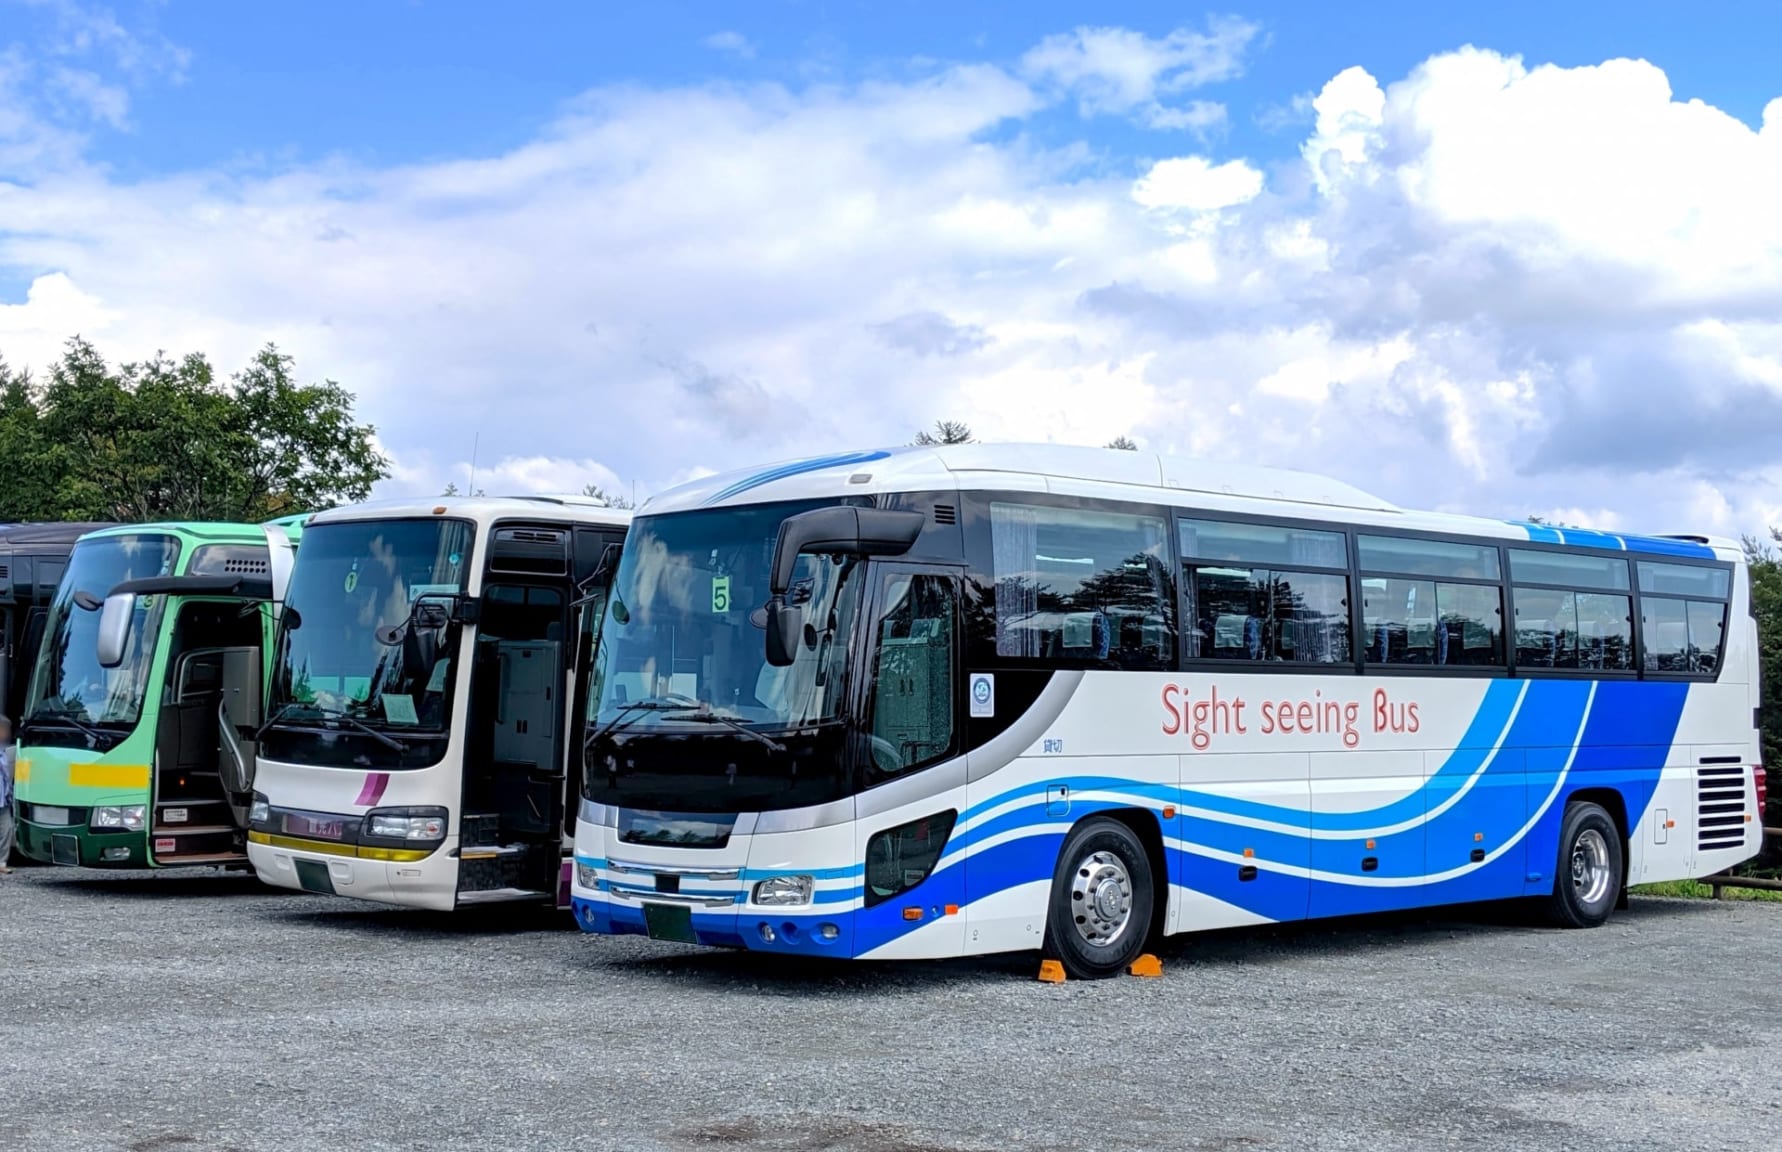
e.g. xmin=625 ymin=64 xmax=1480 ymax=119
xmin=355 ymin=772 xmax=390 ymax=807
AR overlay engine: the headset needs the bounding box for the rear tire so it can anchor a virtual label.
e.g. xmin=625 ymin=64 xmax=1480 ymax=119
xmin=1043 ymin=816 xmax=1154 ymax=979
xmin=1543 ymin=801 xmax=1623 ymax=929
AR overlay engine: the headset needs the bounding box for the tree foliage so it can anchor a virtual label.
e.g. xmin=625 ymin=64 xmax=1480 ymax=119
xmin=1106 ymin=436 xmax=1138 ymax=450
xmin=580 ymin=482 xmax=635 ymax=509
xmin=912 ymin=420 xmax=974 ymax=446
xmin=0 ymin=338 xmax=388 ymax=523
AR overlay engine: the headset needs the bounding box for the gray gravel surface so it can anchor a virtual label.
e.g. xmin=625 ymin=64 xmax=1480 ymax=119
xmin=1 ymin=866 xmax=1779 ymax=1152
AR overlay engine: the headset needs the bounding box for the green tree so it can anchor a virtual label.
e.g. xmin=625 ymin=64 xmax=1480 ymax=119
xmin=0 ymin=338 xmax=388 ymax=523
xmin=912 ymin=420 xmax=974 ymax=446
xmin=1106 ymin=436 xmax=1138 ymax=450
xmin=580 ymin=482 xmax=634 ymax=509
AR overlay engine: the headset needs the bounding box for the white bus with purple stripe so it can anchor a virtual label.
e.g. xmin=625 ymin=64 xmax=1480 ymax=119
xmin=247 ymin=496 xmax=629 ymax=910
xmin=572 ymin=445 xmax=1763 ymax=977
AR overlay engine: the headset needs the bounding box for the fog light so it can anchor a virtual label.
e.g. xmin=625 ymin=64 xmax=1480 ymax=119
xmin=819 ymin=923 xmax=840 ymax=940
xmin=101 ymin=847 xmax=130 ymax=862
xmin=752 ymin=874 xmax=814 ymax=906
xmin=758 ymin=923 xmax=777 ymax=943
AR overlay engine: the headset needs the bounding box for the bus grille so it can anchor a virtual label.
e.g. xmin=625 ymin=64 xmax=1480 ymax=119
xmin=1696 ymin=765 xmax=1749 ymax=851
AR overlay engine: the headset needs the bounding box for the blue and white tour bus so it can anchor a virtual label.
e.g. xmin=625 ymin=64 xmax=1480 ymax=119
xmin=572 ymin=444 xmax=1764 ymax=977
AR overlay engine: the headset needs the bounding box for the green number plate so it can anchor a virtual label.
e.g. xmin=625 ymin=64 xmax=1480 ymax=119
xmin=643 ymin=902 xmax=697 ymax=943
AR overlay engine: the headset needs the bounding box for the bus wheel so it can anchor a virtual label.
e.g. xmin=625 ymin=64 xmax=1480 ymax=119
xmin=1044 ymin=816 xmax=1154 ymax=979
xmin=1543 ymin=801 xmax=1623 ymax=929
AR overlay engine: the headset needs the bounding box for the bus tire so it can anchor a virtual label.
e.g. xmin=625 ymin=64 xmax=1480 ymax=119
xmin=1043 ymin=816 xmax=1154 ymax=980
xmin=1543 ymin=800 xmax=1623 ymax=929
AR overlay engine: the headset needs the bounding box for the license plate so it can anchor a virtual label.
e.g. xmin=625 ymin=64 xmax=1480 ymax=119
xmin=642 ymin=902 xmax=697 ymax=944
xmin=155 ymin=837 xmax=177 ymax=853
xmin=33 ymin=806 xmax=70 ymax=826
xmin=294 ymin=858 xmax=336 ymax=895
xmin=164 ymin=808 xmax=188 ymax=824
xmin=288 ymin=815 xmax=346 ymax=840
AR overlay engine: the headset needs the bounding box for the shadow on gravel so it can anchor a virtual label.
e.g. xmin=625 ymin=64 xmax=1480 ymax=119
xmin=265 ymin=901 xmax=576 ymax=939
xmin=574 ymin=895 xmax=1728 ymax=994
xmin=30 ymin=869 xmax=277 ymax=900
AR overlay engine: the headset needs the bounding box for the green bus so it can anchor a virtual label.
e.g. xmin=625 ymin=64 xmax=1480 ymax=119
xmin=13 ymin=517 xmax=303 ymax=869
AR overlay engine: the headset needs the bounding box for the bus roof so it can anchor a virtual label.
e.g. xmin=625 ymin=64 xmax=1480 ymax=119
xmin=304 ymin=494 xmax=633 ymax=530
xmin=78 ymin=521 xmax=294 ymax=545
xmin=0 ymin=522 xmax=116 ymax=547
xmin=644 ymin=443 xmax=1737 ymax=563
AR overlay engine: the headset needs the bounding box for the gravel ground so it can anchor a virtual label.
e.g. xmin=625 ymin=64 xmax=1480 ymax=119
xmin=1 ymin=867 xmax=1779 ymax=1152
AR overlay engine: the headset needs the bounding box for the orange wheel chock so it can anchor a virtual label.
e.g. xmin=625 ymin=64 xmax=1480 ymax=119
xmin=1037 ymin=959 xmax=1067 ymax=983
xmin=1128 ymin=954 xmax=1163 ymax=978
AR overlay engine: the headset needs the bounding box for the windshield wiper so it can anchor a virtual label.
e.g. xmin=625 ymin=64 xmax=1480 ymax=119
xmin=661 ymin=709 xmax=787 ymax=754
xmin=263 ymin=702 xmax=410 ymax=753
xmin=584 ymin=696 xmax=701 ymax=750
xmin=27 ymin=707 xmax=105 ymax=749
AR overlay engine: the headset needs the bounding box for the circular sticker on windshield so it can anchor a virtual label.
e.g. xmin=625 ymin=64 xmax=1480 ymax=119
xmin=448 ymin=552 xmax=461 ymax=565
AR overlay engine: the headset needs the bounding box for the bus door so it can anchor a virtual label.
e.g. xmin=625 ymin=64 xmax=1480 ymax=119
xmin=851 ymin=563 xmax=968 ymax=957
xmin=148 ymin=598 xmax=267 ymax=863
xmin=459 ymin=581 xmax=571 ymax=902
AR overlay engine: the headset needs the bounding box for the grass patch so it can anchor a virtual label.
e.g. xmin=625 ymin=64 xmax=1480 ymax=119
xmin=1632 ymin=878 xmax=1782 ymax=903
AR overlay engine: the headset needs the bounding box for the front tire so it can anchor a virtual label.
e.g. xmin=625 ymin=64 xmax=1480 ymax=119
xmin=1543 ymin=801 xmax=1624 ymax=929
xmin=1043 ymin=817 xmax=1155 ymax=979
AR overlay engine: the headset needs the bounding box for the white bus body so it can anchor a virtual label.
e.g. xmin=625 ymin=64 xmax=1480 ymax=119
xmin=572 ymin=445 xmax=1764 ymax=977
xmin=248 ymin=496 xmax=630 ymax=910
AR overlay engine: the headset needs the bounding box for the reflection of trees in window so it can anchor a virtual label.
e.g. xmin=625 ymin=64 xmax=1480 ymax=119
xmin=1188 ymin=567 xmax=1348 ymax=663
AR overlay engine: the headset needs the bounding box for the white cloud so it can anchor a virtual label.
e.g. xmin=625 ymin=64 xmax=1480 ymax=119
xmin=703 ymin=31 xmax=755 ymax=60
xmin=5 ymin=37 xmax=1782 ymax=539
xmin=1140 ymin=99 xmax=1227 ymax=135
xmin=1131 ymin=155 xmax=1264 ymax=213
xmin=1021 ymin=18 xmax=1258 ymax=127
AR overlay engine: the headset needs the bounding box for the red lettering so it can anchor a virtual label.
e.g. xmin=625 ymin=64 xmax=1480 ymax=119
xmin=1407 ymin=703 xmax=1420 ymax=734
xmin=1232 ymin=698 xmax=1247 ymax=734
xmin=1277 ymin=699 xmax=1296 ymax=733
xmin=1260 ymin=701 xmax=1275 ymax=734
xmin=1162 ymin=684 xmax=1181 ymax=735
xmin=1296 ymin=701 xmax=1314 ymax=731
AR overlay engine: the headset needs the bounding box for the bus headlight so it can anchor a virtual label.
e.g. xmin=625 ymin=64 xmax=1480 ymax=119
xmin=90 ymin=806 xmax=146 ymax=832
xmin=752 ymin=875 xmax=814 ymax=906
xmin=575 ymin=862 xmax=600 ymax=890
xmin=364 ymin=806 xmax=449 ymax=843
xmin=249 ymin=793 xmax=271 ymax=827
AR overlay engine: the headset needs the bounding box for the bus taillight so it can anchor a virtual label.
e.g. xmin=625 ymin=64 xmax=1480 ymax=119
xmin=1756 ymin=765 xmax=1769 ymax=816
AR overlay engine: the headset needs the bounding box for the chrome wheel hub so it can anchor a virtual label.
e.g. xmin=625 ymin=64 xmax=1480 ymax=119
xmin=1571 ymin=827 xmax=1612 ymax=906
xmin=1070 ymin=850 xmax=1134 ymax=948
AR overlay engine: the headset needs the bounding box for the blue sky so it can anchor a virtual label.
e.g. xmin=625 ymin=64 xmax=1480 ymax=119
xmin=44 ymin=1 xmax=1781 ymax=177
xmin=3 ymin=1 xmax=1782 ymax=534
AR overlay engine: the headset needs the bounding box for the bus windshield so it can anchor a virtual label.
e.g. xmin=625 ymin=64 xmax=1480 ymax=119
xmin=264 ymin=518 xmax=474 ymax=769
xmin=583 ymin=501 xmax=864 ymax=811
xmin=26 ymin=534 xmax=180 ymax=742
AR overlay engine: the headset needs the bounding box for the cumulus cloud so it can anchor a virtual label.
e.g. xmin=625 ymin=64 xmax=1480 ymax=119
xmin=4 ymin=30 xmax=1782 ymax=538
xmin=1021 ymin=18 xmax=1257 ymax=131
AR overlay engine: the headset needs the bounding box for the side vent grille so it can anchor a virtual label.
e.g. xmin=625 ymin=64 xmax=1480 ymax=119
xmin=1697 ymin=765 xmax=1748 ymax=851
xmin=0 ymin=564 xmax=9 ymax=580
xmin=933 ymin=504 xmax=957 ymax=526
xmin=222 ymin=558 xmax=270 ymax=574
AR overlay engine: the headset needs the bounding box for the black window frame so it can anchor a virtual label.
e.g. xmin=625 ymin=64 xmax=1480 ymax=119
xmin=1178 ymin=514 xmax=1354 ymax=670
xmin=960 ymin=491 xmax=1735 ymax=684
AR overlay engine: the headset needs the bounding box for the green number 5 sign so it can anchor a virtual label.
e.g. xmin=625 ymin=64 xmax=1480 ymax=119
xmin=711 ymin=575 xmax=731 ymax=613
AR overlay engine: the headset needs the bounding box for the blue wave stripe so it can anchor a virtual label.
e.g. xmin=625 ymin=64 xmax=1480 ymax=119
xmin=699 ymin=450 xmax=891 ymax=506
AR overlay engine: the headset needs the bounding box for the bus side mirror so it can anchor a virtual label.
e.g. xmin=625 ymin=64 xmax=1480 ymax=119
xmin=764 ymin=601 xmax=802 ymax=668
xmin=96 ymin=592 xmax=136 ymax=669
xmin=762 ymin=506 xmax=924 ymax=667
